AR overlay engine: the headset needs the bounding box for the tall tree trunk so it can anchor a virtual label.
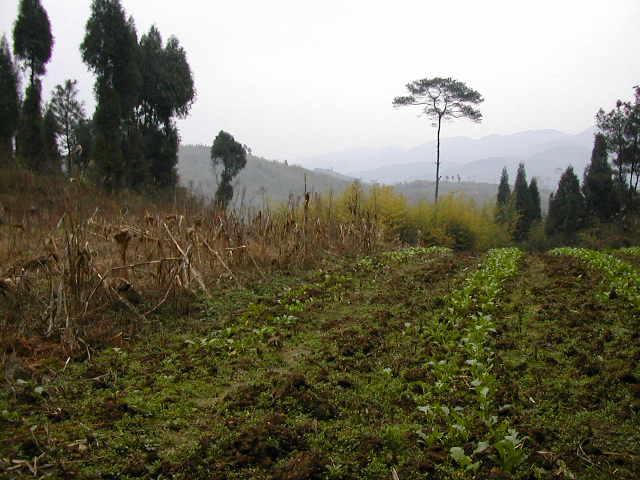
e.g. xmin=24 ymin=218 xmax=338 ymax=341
xmin=435 ymin=115 xmax=442 ymax=204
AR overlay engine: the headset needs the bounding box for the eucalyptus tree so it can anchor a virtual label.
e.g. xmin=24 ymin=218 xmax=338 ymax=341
xmin=210 ymin=131 xmax=247 ymax=208
xmin=393 ymin=77 xmax=483 ymax=203
xmin=0 ymin=35 xmax=20 ymax=165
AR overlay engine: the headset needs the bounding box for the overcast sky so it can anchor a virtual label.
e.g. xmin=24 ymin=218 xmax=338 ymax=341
xmin=1 ymin=0 xmax=639 ymax=162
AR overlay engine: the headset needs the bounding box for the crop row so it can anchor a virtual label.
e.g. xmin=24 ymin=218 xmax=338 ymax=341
xmin=416 ymin=248 xmax=526 ymax=475
xmin=551 ymin=247 xmax=640 ymax=309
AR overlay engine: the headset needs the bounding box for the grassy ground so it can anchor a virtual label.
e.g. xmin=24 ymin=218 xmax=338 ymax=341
xmin=1 ymin=247 xmax=639 ymax=479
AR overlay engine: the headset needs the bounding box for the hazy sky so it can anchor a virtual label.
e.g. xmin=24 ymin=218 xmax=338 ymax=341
xmin=1 ymin=0 xmax=639 ymax=162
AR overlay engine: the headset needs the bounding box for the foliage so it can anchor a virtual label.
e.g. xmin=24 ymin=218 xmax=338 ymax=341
xmin=12 ymin=0 xmax=53 ymax=82
xmin=42 ymin=104 xmax=61 ymax=172
xmin=15 ymin=79 xmax=44 ymax=170
xmin=81 ymin=1 xmax=193 ymax=190
xmin=495 ymin=167 xmax=511 ymax=224
xmin=546 ymin=166 xmax=587 ymax=237
xmin=0 ymin=35 xmax=20 ymax=165
xmin=211 ymin=130 xmax=248 ymax=208
xmin=513 ymin=163 xmax=533 ymax=241
xmin=528 ymin=177 xmax=541 ymax=222
xmin=583 ymin=133 xmax=619 ymax=221
xmin=393 ymin=77 xmax=483 ymax=203
xmin=596 ymin=87 xmax=640 ymax=209
xmin=81 ymin=0 xmax=142 ymax=189
xmin=137 ymin=26 xmax=194 ymax=189
xmin=551 ymin=247 xmax=640 ymax=309
xmin=49 ymin=79 xmax=86 ymax=171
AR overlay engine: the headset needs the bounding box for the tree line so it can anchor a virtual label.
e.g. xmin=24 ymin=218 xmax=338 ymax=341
xmin=0 ymin=0 xmax=247 ymax=198
xmin=495 ymin=86 xmax=640 ymax=243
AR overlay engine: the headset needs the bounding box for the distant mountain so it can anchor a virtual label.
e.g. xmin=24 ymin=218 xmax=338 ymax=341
xmin=441 ymin=145 xmax=592 ymax=189
xmin=309 ymin=127 xmax=596 ymax=189
xmin=178 ymin=145 xmax=351 ymax=209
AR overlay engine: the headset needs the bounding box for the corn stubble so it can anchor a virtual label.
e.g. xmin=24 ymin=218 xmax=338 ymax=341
xmin=0 ymin=169 xmax=384 ymax=352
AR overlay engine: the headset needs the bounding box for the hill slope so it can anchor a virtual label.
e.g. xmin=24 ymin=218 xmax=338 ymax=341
xmin=178 ymin=145 xmax=351 ymax=208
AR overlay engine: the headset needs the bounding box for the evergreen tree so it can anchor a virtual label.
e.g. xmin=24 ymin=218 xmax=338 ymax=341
xmin=92 ymin=84 xmax=124 ymax=189
xmin=513 ymin=163 xmax=533 ymax=241
xmin=12 ymin=0 xmax=53 ymax=84
xmin=0 ymin=35 xmax=20 ymax=165
xmin=50 ymin=79 xmax=86 ymax=172
xmin=596 ymin=87 xmax=640 ymax=209
xmin=495 ymin=167 xmax=511 ymax=224
xmin=210 ymin=131 xmax=247 ymax=208
xmin=15 ymin=79 xmax=44 ymax=170
xmin=528 ymin=177 xmax=542 ymax=222
xmin=74 ymin=118 xmax=93 ymax=176
xmin=583 ymin=133 xmax=619 ymax=221
xmin=82 ymin=0 xmax=142 ymax=189
xmin=137 ymin=26 xmax=194 ymax=188
xmin=546 ymin=166 xmax=586 ymax=236
xmin=42 ymin=105 xmax=61 ymax=172
xmin=13 ymin=0 xmax=52 ymax=170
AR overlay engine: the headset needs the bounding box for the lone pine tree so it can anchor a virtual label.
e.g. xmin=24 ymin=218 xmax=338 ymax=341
xmin=393 ymin=77 xmax=483 ymax=203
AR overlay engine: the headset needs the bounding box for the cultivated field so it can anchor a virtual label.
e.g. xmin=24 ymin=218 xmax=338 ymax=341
xmin=1 ymin=246 xmax=638 ymax=479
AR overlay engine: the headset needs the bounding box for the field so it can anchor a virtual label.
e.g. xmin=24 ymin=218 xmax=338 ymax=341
xmin=1 ymin=244 xmax=639 ymax=479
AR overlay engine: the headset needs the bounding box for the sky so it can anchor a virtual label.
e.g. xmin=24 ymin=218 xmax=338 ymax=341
xmin=1 ymin=0 xmax=639 ymax=163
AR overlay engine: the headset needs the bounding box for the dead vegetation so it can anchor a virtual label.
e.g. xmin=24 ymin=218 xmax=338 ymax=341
xmin=0 ymin=168 xmax=387 ymax=356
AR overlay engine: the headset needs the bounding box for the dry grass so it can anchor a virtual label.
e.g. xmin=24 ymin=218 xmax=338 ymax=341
xmin=0 ymin=168 xmax=387 ymax=355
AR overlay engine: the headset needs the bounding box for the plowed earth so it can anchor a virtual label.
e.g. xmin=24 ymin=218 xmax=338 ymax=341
xmin=1 ymin=249 xmax=638 ymax=479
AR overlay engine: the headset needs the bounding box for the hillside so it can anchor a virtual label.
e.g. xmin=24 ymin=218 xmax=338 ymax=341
xmin=178 ymin=145 xmax=351 ymax=209
xmin=179 ymin=146 xmax=533 ymax=209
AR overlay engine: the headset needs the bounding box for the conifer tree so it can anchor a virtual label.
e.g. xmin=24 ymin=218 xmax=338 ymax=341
xmin=583 ymin=133 xmax=618 ymax=221
xmin=0 ymin=35 xmax=20 ymax=165
xmin=546 ymin=166 xmax=586 ymax=236
xmin=12 ymin=0 xmax=53 ymax=84
xmin=495 ymin=167 xmax=511 ymax=224
xmin=15 ymin=79 xmax=44 ymax=170
xmin=82 ymin=0 xmax=142 ymax=189
xmin=528 ymin=177 xmax=542 ymax=222
xmin=50 ymin=79 xmax=85 ymax=172
xmin=393 ymin=77 xmax=483 ymax=203
xmin=13 ymin=0 xmax=53 ymax=170
xmin=42 ymin=105 xmax=61 ymax=172
xmin=513 ymin=163 xmax=533 ymax=241
xmin=138 ymin=26 xmax=194 ymax=189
